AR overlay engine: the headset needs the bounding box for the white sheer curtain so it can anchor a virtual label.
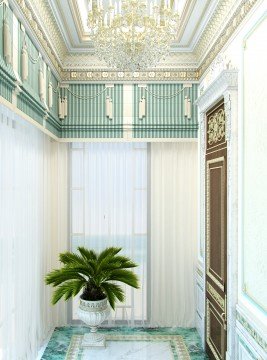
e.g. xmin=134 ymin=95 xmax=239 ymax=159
xmin=70 ymin=142 xmax=147 ymax=325
xmin=0 ymin=104 xmax=68 ymax=360
xmin=150 ymin=142 xmax=198 ymax=327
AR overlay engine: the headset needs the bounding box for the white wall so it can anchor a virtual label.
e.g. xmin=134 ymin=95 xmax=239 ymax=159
xmin=0 ymin=104 xmax=68 ymax=360
xmin=198 ymin=1 xmax=267 ymax=358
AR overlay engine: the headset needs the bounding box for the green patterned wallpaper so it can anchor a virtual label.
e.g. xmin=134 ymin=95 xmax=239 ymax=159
xmin=133 ymin=84 xmax=198 ymax=138
xmin=61 ymin=84 xmax=124 ymax=138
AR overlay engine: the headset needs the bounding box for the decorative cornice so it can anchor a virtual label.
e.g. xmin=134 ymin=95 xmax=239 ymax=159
xmin=61 ymin=69 xmax=199 ymax=83
xmin=62 ymin=52 xmax=199 ymax=71
xmin=198 ymin=0 xmax=259 ymax=78
xmin=195 ymin=0 xmax=238 ymax=62
xmin=196 ymin=70 xmax=238 ymax=111
xmin=12 ymin=0 xmax=63 ymax=75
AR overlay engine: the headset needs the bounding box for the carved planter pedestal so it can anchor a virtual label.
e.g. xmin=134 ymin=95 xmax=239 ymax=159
xmin=77 ymin=297 xmax=110 ymax=347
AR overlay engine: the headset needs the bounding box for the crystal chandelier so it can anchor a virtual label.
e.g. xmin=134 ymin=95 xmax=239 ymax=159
xmin=87 ymin=0 xmax=180 ymax=71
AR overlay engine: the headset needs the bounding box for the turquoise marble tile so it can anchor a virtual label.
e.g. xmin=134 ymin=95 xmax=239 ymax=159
xmin=41 ymin=326 xmax=208 ymax=359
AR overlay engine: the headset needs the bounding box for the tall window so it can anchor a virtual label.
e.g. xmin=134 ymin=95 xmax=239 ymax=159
xmin=70 ymin=143 xmax=148 ymax=324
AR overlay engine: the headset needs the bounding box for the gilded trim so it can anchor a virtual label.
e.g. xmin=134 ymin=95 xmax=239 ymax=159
xmin=207 ymin=283 xmax=225 ymax=311
xmin=206 ymin=157 xmax=225 ymax=292
xmin=198 ymin=0 xmax=259 ymax=78
xmin=61 ymin=69 xmax=199 ymax=83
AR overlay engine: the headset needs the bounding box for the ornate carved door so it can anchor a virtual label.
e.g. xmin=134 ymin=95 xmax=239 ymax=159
xmin=205 ymin=99 xmax=227 ymax=360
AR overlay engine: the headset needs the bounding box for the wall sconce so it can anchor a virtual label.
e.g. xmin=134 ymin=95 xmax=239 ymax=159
xmin=58 ymin=96 xmax=67 ymax=120
xmin=106 ymin=95 xmax=113 ymax=120
xmin=48 ymin=82 xmax=53 ymax=108
xmin=21 ymin=45 xmax=28 ymax=81
xmin=3 ymin=18 xmax=11 ymax=65
xmin=39 ymin=68 xmax=45 ymax=102
xmin=139 ymin=97 xmax=146 ymax=119
xmin=184 ymin=96 xmax=191 ymax=119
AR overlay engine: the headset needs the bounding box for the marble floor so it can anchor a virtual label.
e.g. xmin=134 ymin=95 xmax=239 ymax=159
xmin=41 ymin=327 xmax=209 ymax=360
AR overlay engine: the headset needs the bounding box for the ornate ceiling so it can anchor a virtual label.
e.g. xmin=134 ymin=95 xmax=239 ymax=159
xmin=10 ymin=0 xmax=259 ymax=81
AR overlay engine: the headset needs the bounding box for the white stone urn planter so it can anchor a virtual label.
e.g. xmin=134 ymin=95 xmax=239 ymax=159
xmin=77 ymin=297 xmax=110 ymax=347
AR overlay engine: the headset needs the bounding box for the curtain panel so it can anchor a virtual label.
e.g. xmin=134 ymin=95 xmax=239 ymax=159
xmin=0 ymin=104 xmax=68 ymax=360
xmin=150 ymin=142 xmax=198 ymax=327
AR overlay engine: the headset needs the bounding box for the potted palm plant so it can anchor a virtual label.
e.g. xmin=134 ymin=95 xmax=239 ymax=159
xmin=45 ymin=246 xmax=139 ymax=347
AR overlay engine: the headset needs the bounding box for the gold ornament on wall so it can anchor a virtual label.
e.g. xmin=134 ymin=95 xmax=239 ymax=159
xmin=207 ymin=108 xmax=225 ymax=145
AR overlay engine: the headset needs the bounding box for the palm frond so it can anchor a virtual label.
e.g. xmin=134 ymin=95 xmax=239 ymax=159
xmin=100 ymin=282 xmax=124 ymax=310
xmin=107 ymin=269 xmax=139 ymax=289
xmin=45 ymin=268 xmax=87 ymax=287
xmin=78 ymin=247 xmax=97 ymax=262
xmin=51 ymin=280 xmax=85 ymax=304
xmin=100 ymin=256 xmax=138 ymax=271
xmin=98 ymin=247 xmax=121 ymax=264
xmin=59 ymin=252 xmax=86 ymax=266
xmin=101 ymin=282 xmax=125 ymax=303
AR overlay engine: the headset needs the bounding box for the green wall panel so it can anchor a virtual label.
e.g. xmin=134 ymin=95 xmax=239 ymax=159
xmin=18 ymin=29 xmax=41 ymax=96
xmin=61 ymin=84 xmax=123 ymax=138
xmin=17 ymin=90 xmax=46 ymax=126
xmin=0 ymin=4 xmax=16 ymax=102
xmin=48 ymin=70 xmax=59 ymax=120
xmin=133 ymin=84 xmax=198 ymax=138
xmin=46 ymin=70 xmax=61 ymax=137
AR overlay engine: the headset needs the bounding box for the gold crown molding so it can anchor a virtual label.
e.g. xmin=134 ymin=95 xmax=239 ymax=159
xmin=62 ymin=51 xmax=199 ymax=70
xmin=14 ymin=0 xmax=63 ymax=74
xmin=195 ymin=0 xmax=238 ymax=60
xmin=61 ymin=69 xmax=199 ymax=83
xmin=24 ymin=0 xmax=67 ymax=60
xmin=198 ymin=0 xmax=258 ymax=78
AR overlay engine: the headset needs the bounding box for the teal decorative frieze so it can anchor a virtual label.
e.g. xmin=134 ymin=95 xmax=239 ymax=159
xmin=133 ymin=83 xmax=198 ymax=138
xmin=61 ymin=83 xmax=124 ymax=139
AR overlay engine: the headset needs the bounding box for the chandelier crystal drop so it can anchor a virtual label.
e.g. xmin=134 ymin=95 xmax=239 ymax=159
xmin=87 ymin=0 xmax=180 ymax=71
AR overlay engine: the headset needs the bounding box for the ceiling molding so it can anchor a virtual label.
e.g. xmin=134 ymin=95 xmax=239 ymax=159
xmin=198 ymin=0 xmax=259 ymax=78
xmin=62 ymin=51 xmax=199 ymax=71
xmin=8 ymin=0 xmax=260 ymax=82
xmin=10 ymin=0 xmax=63 ymax=75
xmin=69 ymin=0 xmax=91 ymax=45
